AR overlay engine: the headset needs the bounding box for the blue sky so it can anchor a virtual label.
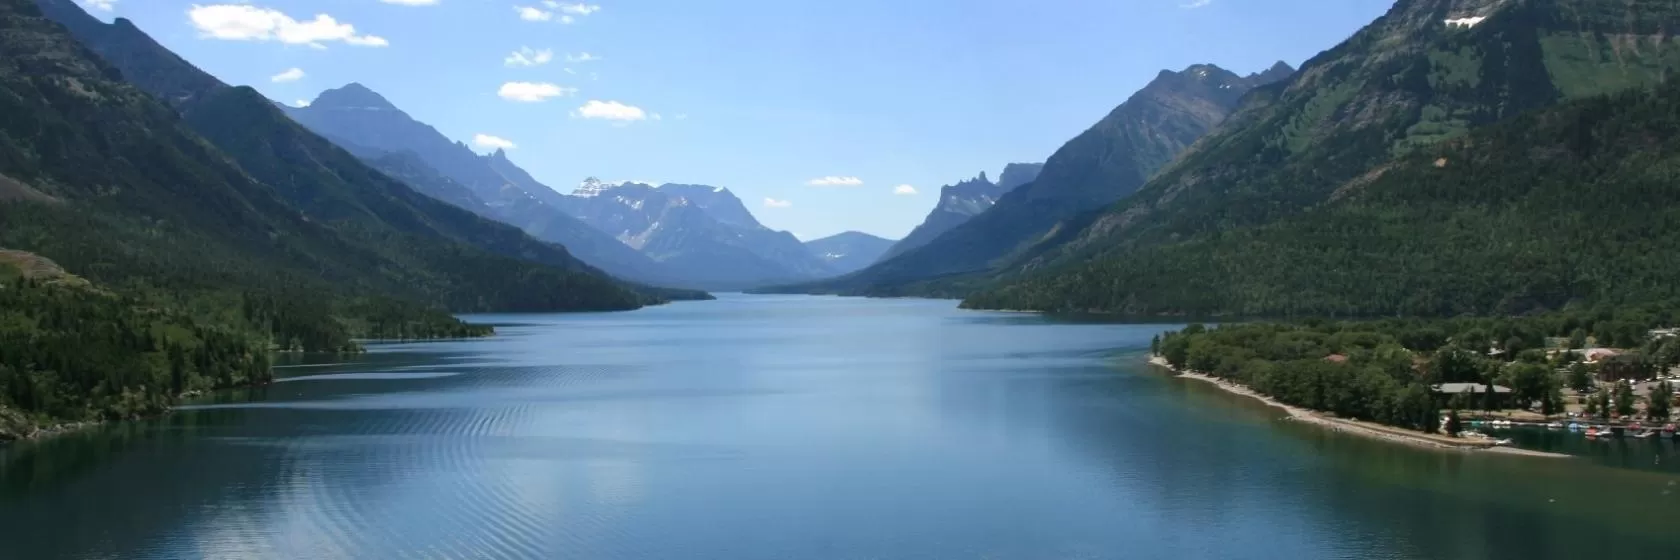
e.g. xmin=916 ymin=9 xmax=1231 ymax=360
xmin=77 ymin=0 xmax=1393 ymax=240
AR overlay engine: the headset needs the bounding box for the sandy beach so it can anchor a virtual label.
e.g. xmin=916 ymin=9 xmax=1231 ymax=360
xmin=1148 ymin=356 xmax=1570 ymax=458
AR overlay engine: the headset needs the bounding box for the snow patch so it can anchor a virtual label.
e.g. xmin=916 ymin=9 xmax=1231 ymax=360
xmin=1444 ymin=16 xmax=1486 ymax=28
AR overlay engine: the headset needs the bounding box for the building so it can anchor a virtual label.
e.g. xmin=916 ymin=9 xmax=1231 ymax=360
xmin=1432 ymin=383 xmax=1513 ymax=395
xmin=1432 ymin=383 xmax=1514 ymax=407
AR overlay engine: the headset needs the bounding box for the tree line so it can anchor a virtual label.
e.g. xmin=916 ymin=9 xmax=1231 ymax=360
xmin=1153 ymin=305 xmax=1680 ymax=434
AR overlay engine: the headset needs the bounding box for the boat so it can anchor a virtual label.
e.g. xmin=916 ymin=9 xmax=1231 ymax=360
xmin=1568 ymin=422 xmax=1582 ymax=431
xmin=1494 ymin=438 xmax=1514 ymax=446
xmin=1546 ymin=422 xmax=1563 ymax=430
xmin=1585 ymin=427 xmax=1601 ymax=438
xmin=1634 ymin=430 xmax=1656 ymax=439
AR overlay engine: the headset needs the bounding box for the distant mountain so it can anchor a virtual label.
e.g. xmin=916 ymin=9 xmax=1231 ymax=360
xmin=803 ymin=232 xmax=896 ymax=275
xmin=879 ymin=173 xmax=995 ymax=263
xmin=877 ymin=171 xmax=1016 ymax=263
xmin=560 ymin=179 xmax=837 ymax=290
xmin=27 ymin=0 xmax=681 ymax=311
xmin=280 ymin=84 xmax=677 ymax=287
xmin=968 ymin=0 xmax=1680 ymax=315
xmin=770 ymin=62 xmax=1291 ymax=296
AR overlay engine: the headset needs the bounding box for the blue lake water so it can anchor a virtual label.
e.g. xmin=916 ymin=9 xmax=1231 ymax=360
xmin=2 ymin=295 xmax=1677 ymax=559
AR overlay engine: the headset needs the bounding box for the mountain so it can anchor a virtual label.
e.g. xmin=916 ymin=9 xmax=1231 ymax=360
xmin=775 ymin=62 xmax=1292 ymax=296
xmin=967 ymin=78 xmax=1680 ymax=317
xmin=968 ymin=0 xmax=1680 ymax=315
xmin=803 ymin=232 xmax=897 ymax=275
xmin=994 ymin=163 xmax=1045 ymax=191
xmin=877 ymin=163 xmax=1047 ymax=263
xmin=560 ymin=180 xmax=838 ymax=289
xmin=21 ymin=0 xmax=676 ymax=312
xmin=280 ymin=84 xmax=678 ymax=287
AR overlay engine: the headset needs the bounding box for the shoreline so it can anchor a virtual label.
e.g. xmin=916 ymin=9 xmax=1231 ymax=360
xmin=1147 ymin=356 xmax=1570 ymax=458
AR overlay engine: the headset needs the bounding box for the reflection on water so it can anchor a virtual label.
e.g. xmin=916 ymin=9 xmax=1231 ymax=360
xmin=2 ymin=295 xmax=1677 ymax=559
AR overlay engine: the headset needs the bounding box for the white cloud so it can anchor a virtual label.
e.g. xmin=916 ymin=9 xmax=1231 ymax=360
xmin=565 ymin=52 xmax=601 ymax=63
xmin=894 ymin=184 xmax=917 ymax=195
xmin=498 ymin=81 xmax=575 ymax=102
xmin=293 ymin=99 xmax=310 ymax=108
xmin=519 ymin=3 xmax=595 ymax=23
xmin=379 ymin=0 xmax=438 ymax=5
xmin=674 ymin=113 xmax=689 ymax=120
xmin=79 ymin=0 xmax=118 ymax=11
xmin=514 ymin=5 xmax=552 ymax=21
xmin=504 ymin=47 xmax=554 ymax=67
xmin=473 ymin=134 xmax=517 ymax=150
xmin=1180 ymin=0 xmax=1212 ymax=8
xmin=763 ymin=198 xmax=792 ymax=208
xmin=563 ymin=67 xmax=577 ymax=74
xmin=187 ymin=4 xmax=389 ymax=48
xmin=807 ymin=176 xmax=864 ymax=187
xmin=574 ymin=100 xmax=647 ymax=121
xmin=545 ymin=2 xmax=600 ymax=15
xmin=269 ymin=67 xmax=305 ymax=83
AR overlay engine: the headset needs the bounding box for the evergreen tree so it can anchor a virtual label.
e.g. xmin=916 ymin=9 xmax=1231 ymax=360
xmin=1647 ymin=381 xmax=1673 ymax=421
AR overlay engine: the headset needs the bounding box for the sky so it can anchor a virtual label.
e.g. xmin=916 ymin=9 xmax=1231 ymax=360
xmin=75 ymin=0 xmax=1395 ymax=240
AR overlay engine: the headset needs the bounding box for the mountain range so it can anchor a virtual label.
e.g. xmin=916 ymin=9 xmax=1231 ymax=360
xmin=8 ymin=0 xmax=695 ymax=328
xmin=768 ymin=61 xmax=1294 ymax=296
xmin=278 ymin=83 xmax=678 ymax=287
xmin=557 ymin=179 xmax=839 ymax=289
xmin=283 ymin=85 xmax=840 ymax=290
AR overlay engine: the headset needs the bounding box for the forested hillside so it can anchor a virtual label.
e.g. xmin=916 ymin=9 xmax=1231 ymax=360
xmin=0 ymin=254 xmax=271 ymax=440
xmin=973 ymin=0 xmax=1680 ymax=314
xmin=968 ymin=78 xmax=1680 ymax=316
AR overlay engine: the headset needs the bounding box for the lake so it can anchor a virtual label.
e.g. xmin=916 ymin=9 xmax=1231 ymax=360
xmin=2 ymin=295 xmax=1677 ymax=559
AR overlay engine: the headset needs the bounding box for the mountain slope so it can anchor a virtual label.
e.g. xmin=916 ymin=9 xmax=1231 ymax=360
xmin=803 ymin=232 xmax=896 ymax=275
xmin=878 ymin=170 xmax=1028 ymax=263
xmin=280 ymin=85 xmax=677 ymax=286
xmin=994 ymin=163 xmax=1045 ymax=191
xmin=23 ymin=0 xmax=659 ymax=312
xmin=783 ymin=62 xmax=1292 ymax=295
xmin=971 ymin=0 xmax=1680 ymax=315
xmin=967 ymin=79 xmax=1680 ymax=316
xmin=561 ymin=180 xmax=837 ymax=289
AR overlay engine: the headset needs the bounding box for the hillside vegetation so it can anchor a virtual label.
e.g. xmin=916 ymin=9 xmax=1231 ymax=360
xmin=969 ymin=0 xmax=1680 ymax=316
xmin=969 ymin=74 xmax=1680 ymax=316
